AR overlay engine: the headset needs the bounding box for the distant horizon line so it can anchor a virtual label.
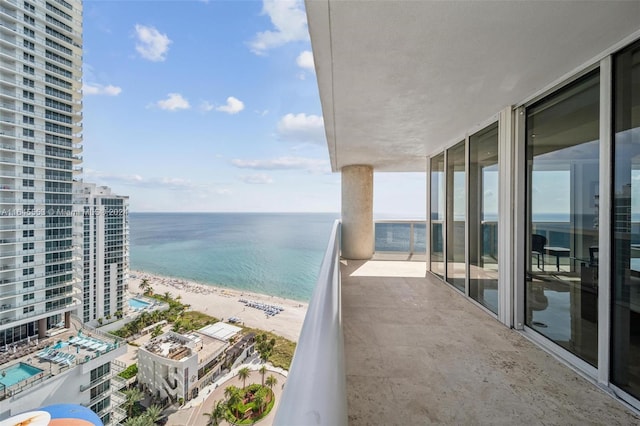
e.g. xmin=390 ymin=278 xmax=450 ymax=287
xmin=128 ymin=211 xmax=429 ymax=219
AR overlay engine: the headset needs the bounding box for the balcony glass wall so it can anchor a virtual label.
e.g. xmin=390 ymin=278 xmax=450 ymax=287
xmin=430 ymin=154 xmax=445 ymax=277
xmin=446 ymin=141 xmax=466 ymax=291
xmin=525 ymin=70 xmax=600 ymax=366
xmin=375 ymin=222 xmax=426 ymax=253
xmin=611 ymin=39 xmax=640 ymax=400
xmin=469 ymin=123 xmax=499 ymax=313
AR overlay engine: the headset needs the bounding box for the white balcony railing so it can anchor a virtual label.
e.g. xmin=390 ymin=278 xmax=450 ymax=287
xmin=273 ymin=220 xmax=347 ymax=426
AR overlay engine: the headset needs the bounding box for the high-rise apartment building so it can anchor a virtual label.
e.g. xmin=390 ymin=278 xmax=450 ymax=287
xmin=76 ymin=183 xmax=129 ymax=324
xmin=0 ymin=0 xmax=83 ymax=344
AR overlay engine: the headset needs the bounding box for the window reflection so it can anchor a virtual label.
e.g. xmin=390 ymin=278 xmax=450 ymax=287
xmin=430 ymin=154 xmax=445 ymax=278
xmin=446 ymin=141 xmax=466 ymax=291
xmin=612 ymin=40 xmax=640 ymax=399
xmin=525 ymin=71 xmax=600 ymax=366
xmin=469 ymin=123 xmax=499 ymax=313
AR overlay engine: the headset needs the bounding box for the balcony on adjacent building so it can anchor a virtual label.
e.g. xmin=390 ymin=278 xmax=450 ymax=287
xmin=275 ymin=221 xmax=640 ymax=425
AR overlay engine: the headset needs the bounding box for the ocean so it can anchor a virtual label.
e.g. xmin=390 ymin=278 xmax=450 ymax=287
xmin=129 ymin=212 xmax=338 ymax=302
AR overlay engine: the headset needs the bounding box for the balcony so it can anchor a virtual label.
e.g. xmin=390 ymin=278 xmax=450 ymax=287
xmin=275 ymin=221 xmax=640 ymax=425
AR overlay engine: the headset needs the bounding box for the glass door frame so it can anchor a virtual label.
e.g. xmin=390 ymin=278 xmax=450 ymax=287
xmin=513 ymin=59 xmax=612 ymax=384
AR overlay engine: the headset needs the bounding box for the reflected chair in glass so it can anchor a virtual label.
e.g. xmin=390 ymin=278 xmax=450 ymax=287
xmin=532 ymin=234 xmax=547 ymax=271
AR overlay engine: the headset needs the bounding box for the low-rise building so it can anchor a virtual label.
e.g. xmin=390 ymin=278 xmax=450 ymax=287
xmin=138 ymin=323 xmax=257 ymax=402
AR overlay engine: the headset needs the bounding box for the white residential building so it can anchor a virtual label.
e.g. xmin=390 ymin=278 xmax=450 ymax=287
xmin=74 ymin=183 xmax=129 ymax=325
xmin=138 ymin=330 xmax=229 ymax=403
xmin=0 ymin=0 xmax=83 ymax=345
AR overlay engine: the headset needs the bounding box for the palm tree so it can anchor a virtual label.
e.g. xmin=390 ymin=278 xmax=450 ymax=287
xmin=237 ymin=367 xmax=250 ymax=390
xmin=139 ymin=278 xmax=150 ymax=293
xmin=151 ymin=324 xmax=163 ymax=338
xmin=203 ymin=400 xmax=226 ymax=426
xmin=224 ymin=386 xmax=242 ymax=419
xmin=265 ymin=375 xmax=277 ymax=391
xmin=145 ymin=404 xmax=163 ymax=424
xmin=122 ymin=417 xmax=145 ymax=426
xmin=259 ymin=365 xmax=267 ymax=387
xmin=122 ymin=387 xmax=144 ymax=418
xmin=163 ymin=291 xmax=172 ymax=301
xmin=253 ymin=391 xmax=265 ymax=415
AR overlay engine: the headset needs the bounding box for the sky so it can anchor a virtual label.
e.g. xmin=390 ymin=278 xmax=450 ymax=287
xmin=81 ymin=0 xmax=427 ymax=217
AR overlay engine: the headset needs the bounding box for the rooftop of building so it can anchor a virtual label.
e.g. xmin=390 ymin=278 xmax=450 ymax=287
xmin=198 ymin=322 xmax=242 ymax=342
xmin=143 ymin=333 xmax=194 ymax=361
xmin=142 ymin=330 xmax=227 ymax=365
xmin=0 ymin=320 xmax=124 ymax=402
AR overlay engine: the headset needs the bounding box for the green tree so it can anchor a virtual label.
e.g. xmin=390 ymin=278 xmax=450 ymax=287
xmin=237 ymin=367 xmax=250 ymax=390
xmin=122 ymin=417 xmax=146 ymax=426
xmin=224 ymin=385 xmax=242 ymax=419
xmin=259 ymin=365 xmax=267 ymax=386
xmin=253 ymin=391 xmax=265 ymax=415
xmin=145 ymin=404 xmax=163 ymax=424
xmin=163 ymin=291 xmax=172 ymax=301
xmin=203 ymin=400 xmax=226 ymax=426
xmin=265 ymin=375 xmax=278 ymax=391
xmin=255 ymin=333 xmax=275 ymax=362
xmin=139 ymin=278 xmax=151 ymax=294
xmin=151 ymin=324 xmax=163 ymax=339
xmin=122 ymin=387 xmax=144 ymax=418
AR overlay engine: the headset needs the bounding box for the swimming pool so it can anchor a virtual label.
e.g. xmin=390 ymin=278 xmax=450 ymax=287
xmin=0 ymin=363 xmax=42 ymax=387
xmin=129 ymin=298 xmax=151 ymax=310
xmin=52 ymin=341 xmax=68 ymax=350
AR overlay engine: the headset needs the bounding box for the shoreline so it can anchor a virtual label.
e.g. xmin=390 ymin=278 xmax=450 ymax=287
xmin=130 ymin=268 xmax=311 ymax=303
xmin=128 ymin=270 xmax=309 ymax=343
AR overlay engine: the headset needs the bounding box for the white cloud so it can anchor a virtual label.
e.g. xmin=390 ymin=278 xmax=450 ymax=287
xmin=239 ymin=174 xmax=274 ymax=184
xmin=277 ymin=113 xmax=325 ymax=145
xmin=84 ymin=169 xmax=231 ymax=195
xmin=155 ymin=93 xmax=190 ymax=111
xmin=296 ymin=50 xmax=314 ymax=71
xmin=231 ymin=156 xmax=330 ymax=174
xmin=134 ymin=24 xmax=172 ymax=62
xmin=249 ymin=0 xmax=309 ymax=54
xmin=216 ymin=97 xmax=245 ymax=114
xmin=83 ymin=82 xmax=122 ymax=96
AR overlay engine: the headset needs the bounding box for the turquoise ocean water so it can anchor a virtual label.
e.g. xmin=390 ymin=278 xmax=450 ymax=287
xmin=129 ymin=213 xmax=338 ymax=302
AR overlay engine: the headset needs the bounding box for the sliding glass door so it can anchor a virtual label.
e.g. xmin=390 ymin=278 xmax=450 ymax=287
xmin=446 ymin=141 xmax=466 ymax=291
xmin=430 ymin=154 xmax=445 ymax=278
xmin=611 ymin=40 xmax=640 ymax=400
xmin=469 ymin=123 xmax=499 ymax=313
xmin=525 ymin=70 xmax=600 ymax=366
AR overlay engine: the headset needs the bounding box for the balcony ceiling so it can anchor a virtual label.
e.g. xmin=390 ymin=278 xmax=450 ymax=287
xmin=306 ymin=0 xmax=640 ymax=172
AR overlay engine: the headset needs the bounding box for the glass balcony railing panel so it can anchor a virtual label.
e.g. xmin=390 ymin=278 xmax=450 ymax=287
xmin=374 ymin=221 xmax=426 ymax=254
xmin=273 ymin=220 xmax=346 ymax=426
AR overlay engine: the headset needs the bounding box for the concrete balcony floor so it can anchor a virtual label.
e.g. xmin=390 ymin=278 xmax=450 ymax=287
xmin=342 ymin=259 xmax=640 ymax=425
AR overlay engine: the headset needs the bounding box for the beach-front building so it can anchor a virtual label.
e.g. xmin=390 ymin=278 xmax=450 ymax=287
xmin=0 ymin=321 xmax=127 ymax=424
xmin=0 ymin=0 xmax=83 ymax=346
xmin=137 ymin=328 xmax=230 ymax=403
xmin=275 ymin=1 xmax=640 ymax=425
xmin=74 ymin=183 xmax=129 ymax=325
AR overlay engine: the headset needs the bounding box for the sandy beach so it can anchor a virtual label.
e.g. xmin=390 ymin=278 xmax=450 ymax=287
xmin=128 ymin=271 xmax=309 ymax=342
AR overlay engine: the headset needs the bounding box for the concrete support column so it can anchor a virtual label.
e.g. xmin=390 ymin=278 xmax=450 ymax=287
xmin=342 ymin=165 xmax=374 ymax=260
xmin=38 ymin=318 xmax=46 ymax=338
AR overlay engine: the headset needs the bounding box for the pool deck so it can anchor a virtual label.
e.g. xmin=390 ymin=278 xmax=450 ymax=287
xmin=0 ymin=318 xmax=122 ymax=398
